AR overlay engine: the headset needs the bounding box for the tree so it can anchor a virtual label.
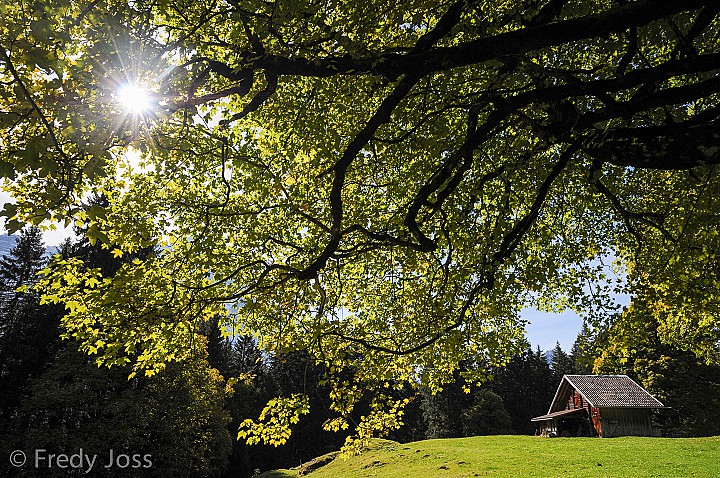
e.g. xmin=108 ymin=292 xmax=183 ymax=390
xmin=491 ymin=347 xmax=555 ymax=435
xmin=201 ymin=317 xmax=234 ymax=377
xmin=462 ymin=389 xmax=513 ymax=437
xmin=0 ymin=227 xmax=46 ymax=294
xmin=0 ymin=227 xmax=48 ymax=346
xmin=421 ymin=381 xmax=512 ymax=438
xmin=549 ymin=342 xmax=575 ymax=380
xmin=421 ymin=375 xmax=471 ymax=439
xmin=5 ymin=343 xmax=231 ymax=478
xmin=569 ymin=327 xmax=595 ymax=375
xmin=0 ymin=227 xmax=61 ymax=424
xmin=0 ymin=227 xmax=235 ymax=478
xmin=590 ymin=306 xmax=720 ymax=437
xmin=223 ymin=337 xmax=273 ymax=478
xmin=2 ymin=0 xmax=720 ymax=444
xmin=229 ymin=334 xmax=264 ymax=377
xmin=259 ymin=351 xmax=354 ymax=461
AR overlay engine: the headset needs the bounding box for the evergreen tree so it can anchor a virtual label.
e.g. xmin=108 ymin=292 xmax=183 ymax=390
xmin=201 ymin=318 xmax=233 ymax=377
xmin=0 ymin=227 xmax=47 ymax=350
xmin=229 ymin=334 xmax=264 ymax=376
xmin=569 ymin=323 xmax=596 ymax=374
xmin=0 ymin=227 xmax=46 ymax=293
xmin=2 ymin=224 xmax=235 ymax=478
xmin=6 ymin=343 xmax=231 ymax=478
xmin=491 ymin=347 xmax=555 ymax=435
xmin=420 ymin=368 xmax=474 ymax=439
xmin=550 ymin=342 xmax=576 ymax=380
xmin=385 ymin=385 xmax=424 ymax=444
xmin=0 ymin=227 xmax=61 ymax=424
xmin=218 ymin=334 xmax=272 ymax=478
xmin=633 ymin=348 xmax=720 ymax=437
xmin=462 ymin=389 xmax=513 ymax=437
xmin=262 ymin=351 xmax=348 ymax=467
xmin=420 ymin=369 xmax=514 ymax=438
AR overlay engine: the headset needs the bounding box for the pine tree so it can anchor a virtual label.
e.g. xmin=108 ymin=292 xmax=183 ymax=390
xmin=491 ymin=347 xmax=555 ymax=435
xmin=0 ymin=227 xmax=46 ymax=324
xmin=420 ymin=368 xmax=473 ymax=439
xmin=570 ymin=324 xmax=597 ymax=374
xmin=421 ymin=382 xmax=466 ymax=439
xmin=550 ymin=342 xmax=576 ymax=380
xmin=2 ymin=227 xmax=233 ymax=478
xmin=200 ymin=317 xmax=234 ymax=376
xmin=9 ymin=343 xmax=232 ymax=478
xmin=0 ymin=227 xmax=60 ymax=424
xmin=462 ymin=389 xmax=513 ymax=436
xmin=230 ymin=334 xmax=263 ymax=376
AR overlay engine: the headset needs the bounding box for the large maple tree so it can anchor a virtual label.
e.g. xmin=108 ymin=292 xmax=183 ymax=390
xmin=1 ymin=0 xmax=719 ymax=444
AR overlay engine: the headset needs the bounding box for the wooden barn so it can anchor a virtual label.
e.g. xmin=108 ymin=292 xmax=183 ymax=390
xmin=532 ymin=375 xmax=664 ymax=438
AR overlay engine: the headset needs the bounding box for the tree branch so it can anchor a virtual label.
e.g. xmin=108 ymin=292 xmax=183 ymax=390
xmin=296 ymin=74 xmax=422 ymax=280
xmin=493 ymin=142 xmax=578 ymax=263
xmin=185 ymin=0 xmax=713 ymax=97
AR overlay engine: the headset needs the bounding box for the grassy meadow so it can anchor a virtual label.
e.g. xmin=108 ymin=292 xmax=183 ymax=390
xmin=258 ymin=435 xmax=720 ymax=478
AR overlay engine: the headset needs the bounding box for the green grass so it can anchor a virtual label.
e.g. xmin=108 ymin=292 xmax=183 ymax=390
xmin=258 ymin=435 xmax=720 ymax=478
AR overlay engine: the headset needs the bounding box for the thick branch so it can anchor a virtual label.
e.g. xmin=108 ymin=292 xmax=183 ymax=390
xmin=526 ymin=0 xmax=571 ymax=26
xmin=294 ymin=0 xmax=478 ymax=279
xmin=494 ymin=53 xmax=720 ymax=112
xmin=340 ymin=225 xmax=431 ymax=252
xmin=295 ymin=74 xmax=422 ymax=280
xmin=671 ymin=3 xmax=720 ymax=58
xmin=403 ymin=109 xmax=501 ymax=250
xmin=194 ymin=0 xmax=712 ymax=93
xmin=493 ymin=143 xmax=578 ymax=263
xmin=617 ymin=27 xmax=638 ymax=75
xmin=220 ymin=72 xmax=278 ymax=125
xmin=411 ymin=0 xmax=470 ymax=52
xmin=584 ymin=121 xmax=720 ymax=170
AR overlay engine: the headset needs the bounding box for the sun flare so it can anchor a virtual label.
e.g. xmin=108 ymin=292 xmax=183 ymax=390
xmin=117 ymin=83 xmax=152 ymax=115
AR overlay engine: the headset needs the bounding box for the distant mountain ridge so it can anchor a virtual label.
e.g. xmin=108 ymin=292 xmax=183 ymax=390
xmin=0 ymin=234 xmax=16 ymax=258
xmin=0 ymin=234 xmax=57 ymax=258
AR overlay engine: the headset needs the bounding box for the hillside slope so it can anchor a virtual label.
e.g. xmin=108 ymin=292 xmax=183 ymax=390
xmin=258 ymin=436 xmax=720 ymax=478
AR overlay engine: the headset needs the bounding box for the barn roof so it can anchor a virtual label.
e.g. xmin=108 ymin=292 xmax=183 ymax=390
xmin=548 ymin=375 xmax=664 ymax=413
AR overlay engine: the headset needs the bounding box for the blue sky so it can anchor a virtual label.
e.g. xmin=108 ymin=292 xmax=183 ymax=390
xmin=523 ymin=289 xmax=631 ymax=352
xmin=523 ymin=307 xmax=584 ymax=353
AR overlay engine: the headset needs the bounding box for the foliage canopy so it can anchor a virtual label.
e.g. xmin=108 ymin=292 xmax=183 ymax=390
xmin=2 ymin=0 xmax=719 ymax=444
